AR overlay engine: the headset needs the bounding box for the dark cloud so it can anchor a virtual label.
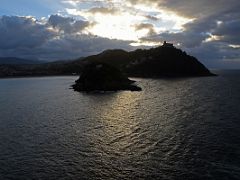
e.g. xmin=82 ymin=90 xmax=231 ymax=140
xmin=127 ymin=0 xmax=240 ymax=18
xmin=0 ymin=16 xmax=54 ymax=49
xmin=158 ymin=0 xmax=240 ymax=19
xmin=87 ymin=7 xmax=119 ymax=15
xmin=134 ymin=23 xmax=157 ymax=36
xmin=213 ymin=19 xmax=240 ymax=44
xmin=0 ymin=15 xmax=132 ymax=61
xmin=144 ymin=15 xmax=159 ymax=21
xmin=30 ymin=34 xmax=133 ymax=60
xmin=184 ymin=41 xmax=240 ymax=69
xmin=140 ymin=17 xmax=214 ymax=48
xmin=48 ymin=14 xmax=93 ymax=34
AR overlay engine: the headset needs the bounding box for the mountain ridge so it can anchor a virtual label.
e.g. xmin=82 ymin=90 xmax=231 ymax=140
xmin=0 ymin=45 xmax=215 ymax=77
xmin=0 ymin=57 xmax=45 ymax=65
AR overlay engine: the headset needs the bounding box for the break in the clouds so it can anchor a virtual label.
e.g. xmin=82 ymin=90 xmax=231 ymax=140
xmin=0 ymin=0 xmax=240 ymax=68
xmin=0 ymin=15 xmax=132 ymax=60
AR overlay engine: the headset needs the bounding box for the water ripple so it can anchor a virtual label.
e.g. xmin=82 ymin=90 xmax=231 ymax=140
xmin=1 ymin=73 xmax=240 ymax=179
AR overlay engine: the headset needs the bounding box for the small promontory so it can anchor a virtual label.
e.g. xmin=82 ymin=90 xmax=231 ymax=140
xmin=72 ymin=62 xmax=141 ymax=92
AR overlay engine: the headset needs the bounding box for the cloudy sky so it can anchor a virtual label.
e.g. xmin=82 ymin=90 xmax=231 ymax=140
xmin=0 ymin=0 xmax=240 ymax=68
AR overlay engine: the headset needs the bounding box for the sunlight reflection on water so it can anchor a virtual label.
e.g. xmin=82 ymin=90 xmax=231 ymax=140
xmin=0 ymin=73 xmax=240 ymax=179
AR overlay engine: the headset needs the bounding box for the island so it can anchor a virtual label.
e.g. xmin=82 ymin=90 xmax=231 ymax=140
xmin=72 ymin=62 xmax=142 ymax=92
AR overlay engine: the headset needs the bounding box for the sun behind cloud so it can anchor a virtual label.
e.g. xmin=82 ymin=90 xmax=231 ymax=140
xmin=65 ymin=1 xmax=192 ymax=45
xmin=0 ymin=0 xmax=239 ymax=67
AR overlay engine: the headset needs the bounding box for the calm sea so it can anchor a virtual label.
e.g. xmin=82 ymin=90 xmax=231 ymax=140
xmin=0 ymin=71 xmax=240 ymax=179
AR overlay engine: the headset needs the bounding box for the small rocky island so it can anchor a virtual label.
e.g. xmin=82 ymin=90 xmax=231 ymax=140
xmin=72 ymin=62 xmax=141 ymax=92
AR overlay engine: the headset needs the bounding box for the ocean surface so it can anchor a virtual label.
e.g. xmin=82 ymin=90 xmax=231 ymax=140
xmin=0 ymin=70 xmax=240 ymax=179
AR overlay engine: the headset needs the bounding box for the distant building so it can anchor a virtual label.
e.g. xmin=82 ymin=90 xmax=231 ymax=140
xmin=162 ymin=41 xmax=174 ymax=48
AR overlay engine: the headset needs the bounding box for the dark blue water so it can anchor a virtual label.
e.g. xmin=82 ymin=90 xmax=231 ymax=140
xmin=0 ymin=71 xmax=240 ymax=179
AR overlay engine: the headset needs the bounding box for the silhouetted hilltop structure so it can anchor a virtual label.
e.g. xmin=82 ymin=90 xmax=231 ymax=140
xmin=72 ymin=62 xmax=141 ymax=92
xmin=162 ymin=41 xmax=174 ymax=48
xmin=0 ymin=43 xmax=215 ymax=77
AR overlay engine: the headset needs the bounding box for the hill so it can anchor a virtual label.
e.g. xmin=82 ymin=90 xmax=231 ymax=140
xmin=0 ymin=57 xmax=45 ymax=65
xmin=0 ymin=44 xmax=215 ymax=77
xmin=78 ymin=45 xmax=214 ymax=77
